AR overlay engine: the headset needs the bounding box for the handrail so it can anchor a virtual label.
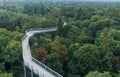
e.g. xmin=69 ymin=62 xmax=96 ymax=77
xmin=21 ymin=35 xmax=27 ymax=41
xmin=32 ymin=58 xmax=62 ymax=77
xmin=25 ymin=27 xmax=57 ymax=33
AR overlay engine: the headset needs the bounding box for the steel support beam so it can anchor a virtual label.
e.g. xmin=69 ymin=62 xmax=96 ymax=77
xmin=24 ymin=64 xmax=26 ymax=77
xmin=31 ymin=70 xmax=33 ymax=77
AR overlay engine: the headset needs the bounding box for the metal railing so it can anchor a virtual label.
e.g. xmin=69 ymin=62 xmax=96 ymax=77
xmin=32 ymin=58 xmax=62 ymax=77
xmin=25 ymin=27 xmax=57 ymax=34
xmin=21 ymin=35 xmax=27 ymax=41
xmin=24 ymin=60 xmax=44 ymax=77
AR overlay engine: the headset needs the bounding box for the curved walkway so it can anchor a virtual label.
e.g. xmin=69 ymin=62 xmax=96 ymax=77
xmin=22 ymin=24 xmax=66 ymax=77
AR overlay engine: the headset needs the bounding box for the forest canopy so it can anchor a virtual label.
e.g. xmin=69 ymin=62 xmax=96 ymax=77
xmin=0 ymin=1 xmax=120 ymax=77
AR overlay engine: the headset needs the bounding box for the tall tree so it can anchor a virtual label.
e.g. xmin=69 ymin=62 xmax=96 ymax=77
xmin=57 ymin=18 xmax=63 ymax=37
xmin=3 ymin=40 xmax=22 ymax=77
xmin=95 ymin=28 xmax=113 ymax=58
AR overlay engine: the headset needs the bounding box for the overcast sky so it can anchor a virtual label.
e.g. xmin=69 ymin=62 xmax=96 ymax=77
xmin=65 ymin=0 xmax=120 ymax=1
xmin=1 ymin=0 xmax=120 ymax=2
xmin=52 ymin=0 xmax=120 ymax=1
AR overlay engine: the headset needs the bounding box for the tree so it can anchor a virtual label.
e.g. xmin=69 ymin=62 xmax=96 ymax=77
xmin=10 ymin=31 xmax=24 ymax=41
xmin=55 ymin=36 xmax=72 ymax=47
xmin=68 ymin=44 xmax=113 ymax=76
xmin=11 ymin=13 xmax=30 ymax=30
xmin=84 ymin=71 xmax=112 ymax=77
xmin=100 ymin=28 xmax=113 ymax=56
xmin=109 ymin=29 xmax=120 ymax=72
xmin=69 ymin=44 xmax=101 ymax=75
xmin=0 ymin=35 xmax=10 ymax=50
xmin=0 ymin=73 xmax=13 ymax=77
xmin=116 ymin=73 xmax=120 ymax=77
xmin=67 ymin=25 xmax=80 ymax=43
xmin=95 ymin=28 xmax=120 ymax=73
xmin=0 ymin=35 xmax=9 ymax=72
xmin=57 ymin=18 xmax=63 ymax=37
xmin=0 ymin=28 xmax=11 ymax=37
xmin=75 ymin=7 xmax=84 ymax=20
xmin=51 ymin=7 xmax=61 ymax=17
xmin=67 ymin=26 xmax=93 ymax=44
xmin=68 ymin=43 xmax=80 ymax=59
xmin=0 ymin=28 xmax=11 ymax=73
xmin=35 ymin=48 xmax=47 ymax=61
xmin=3 ymin=40 xmax=22 ymax=77
xmin=95 ymin=28 xmax=113 ymax=57
xmin=0 ymin=10 xmax=14 ymax=31
xmin=4 ymin=40 xmax=21 ymax=63
xmin=89 ymin=16 xmax=111 ymax=37
xmin=78 ymin=27 xmax=93 ymax=44
xmin=42 ymin=53 xmax=63 ymax=74
xmin=23 ymin=4 xmax=34 ymax=15
xmin=110 ymin=29 xmax=120 ymax=61
xmin=38 ymin=36 xmax=52 ymax=48
xmin=49 ymin=41 xmax=68 ymax=63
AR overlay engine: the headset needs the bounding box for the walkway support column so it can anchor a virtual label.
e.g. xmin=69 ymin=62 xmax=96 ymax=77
xmin=24 ymin=64 xmax=26 ymax=77
xmin=31 ymin=70 xmax=33 ymax=77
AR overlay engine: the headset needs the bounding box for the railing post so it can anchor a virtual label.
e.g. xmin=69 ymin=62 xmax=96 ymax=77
xmin=24 ymin=64 xmax=26 ymax=77
xmin=31 ymin=66 xmax=33 ymax=77
xmin=37 ymin=69 xmax=39 ymax=76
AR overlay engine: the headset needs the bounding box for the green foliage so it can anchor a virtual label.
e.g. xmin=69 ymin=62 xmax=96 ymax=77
xmin=116 ymin=73 xmax=120 ymax=77
xmin=49 ymin=41 xmax=68 ymax=62
xmin=110 ymin=29 xmax=120 ymax=60
xmin=68 ymin=43 xmax=80 ymax=59
xmin=67 ymin=26 xmax=93 ymax=43
xmin=95 ymin=28 xmax=113 ymax=56
xmin=84 ymin=71 xmax=112 ymax=77
xmin=35 ymin=48 xmax=47 ymax=61
xmin=68 ymin=44 xmax=113 ymax=76
xmin=57 ymin=18 xmax=63 ymax=37
xmin=39 ymin=37 xmax=52 ymax=47
xmin=67 ymin=25 xmax=80 ymax=43
xmin=0 ymin=2 xmax=120 ymax=77
xmin=3 ymin=40 xmax=21 ymax=63
xmin=0 ymin=73 xmax=13 ymax=77
xmin=95 ymin=28 xmax=120 ymax=72
xmin=42 ymin=53 xmax=63 ymax=74
xmin=0 ymin=28 xmax=23 ymax=77
xmin=0 ymin=35 xmax=9 ymax=49
xmin=10 ymin=31 xmax=24 ymax=41
xmin=0 ymin=62 xmax=5 ymax=73
xmin=55 ymin=36 xmax=72 ymax=47
xmin=69 ymin=44 xmax=99 ymax=75
xmin=110 ymin=29 xmax=120 ymax=41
